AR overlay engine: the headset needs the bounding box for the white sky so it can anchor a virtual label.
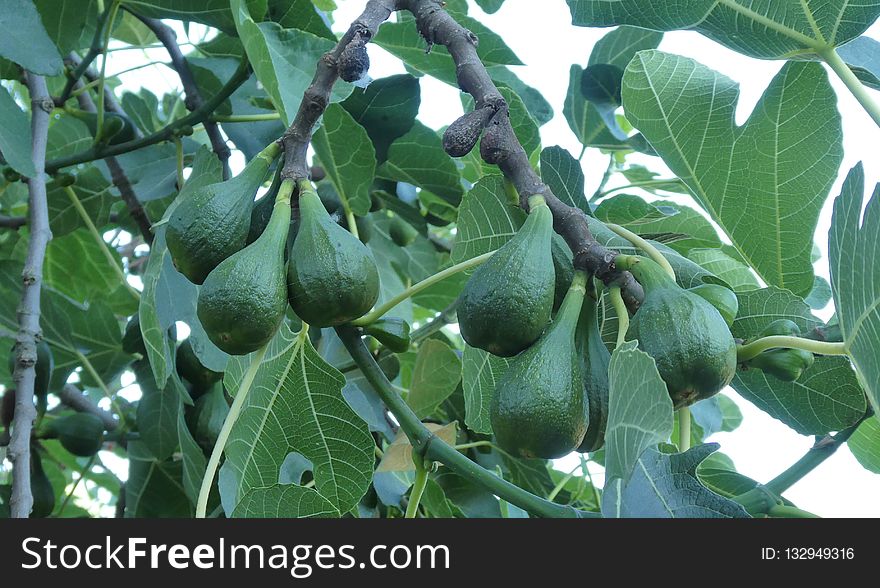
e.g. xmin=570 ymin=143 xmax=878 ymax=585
xmin=80 ymin=2 xmax=880 ymax=517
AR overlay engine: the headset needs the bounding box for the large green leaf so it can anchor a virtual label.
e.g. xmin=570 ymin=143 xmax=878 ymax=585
xmin=461 ymin=345 xmax=510 ymax=435
xmin=42 ymin=229 xmax=126 ymax=306
xmin=221 ymin=324 xmax=374 ymax=517
xmin=46 ymin=168 xmax=114 ymax=238
xmin=567 ymin=0 xmax=880 ymax=59
xmin=838 ymin=36 xmax=880 ymax=90
xmin=730 ymin=287 xmax=866 ymax=435
xmin=0 ymin=0 xmax=63 ymax=75
xmin=232 ymin=485 xmax=339 ymax=517
xmin=602 ymin=444 xmax=750 ymax=518
xmin=126 ymin=0 xmax=267 ymax=35
xmin=623 ymin=52 xmax=842 ymax=296
xmin=34 ymin=0 xmax=98 ymax=55
xmin=451 ymin=175 xmax=523 ymax=264
xmin=564 ymin=26 xmax=662 ymax=149
xmin=604 ymin=341 xmax=674 ymax=483
xmin=540 ymin=146 xmax=589 ymax=214
xmin=125 ymin=442 xmax=192 ymax=517
xmin=231 ymin=0 xmax=351 ymax=125
xmin=848 ymin=416 xmax=880 ymax=474
xmin=407 ymin=339 xmax=462 ymax=419
xmin=378 ymin=122 xmax=463 ymax=206
xmin=0 ymin=86 xmax=36 ymax=177
xmin=266 ymin=0 xmax=335 ymax=40
xmin=829 ymin=164 xmax=880 ymax=415
xmin=312 ymin=104 xmax=376 ymax=217
xmin=341 ymin=74 xmax=421 ymax=162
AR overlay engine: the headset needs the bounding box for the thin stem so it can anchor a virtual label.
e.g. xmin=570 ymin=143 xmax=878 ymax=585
xmin=820 ymin=48 xmax=880 ymax=128
xmin=75 ymin=351 xmax=126 ymax=428
xmin=174 ymin=137 xmax=185 ymax=189
xmin=351 ymin=250 xmax=496 ymax=326
xmin=337 ymin=325 xmax=596 ymax=518
xmin=196 ymin=343 xmax=269 ymax=518
xmin=94 ymin=1 xmax=121 ymax=145
xmin=63 ymin=186 xmax=139 ymax=302
xmin=45 ymin=58 xmax=251 ymax=173
xmin=736 ymin=336 xmax=847 ymax=362
xmin=547 ymin=463 xmax=582 ymax=503
xmin=590 ymin=155 xmax=615 ymax=201
xmin=344 ymin=207 xmax=359 ymax=239
xmin=764 ymin=419 xmax=864 ymax=496
xmin=454 ymin=441 xmax=494 ymax=451
xmin=211 ymin=113 xmax=281 ymax=123
xmin=57 ymin=6 xmax=112 ymax=105
xmin=609 ymin=287 xmax=629 ymax=349
xmin=405 ymin=458 xmax=429 ymax=518
xmin=595 ymin=179 xmax=684 ymax=200
xmin=57 ymin=454 xmax=97 ymax=516
xmin=678 ymin=408 xmax=691 ymax=452
xmin=606 ymin=223 xmax=675 ymax=280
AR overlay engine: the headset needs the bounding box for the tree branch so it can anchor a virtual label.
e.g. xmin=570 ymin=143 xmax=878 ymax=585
xmin=72 ymin=78 xmax=154 ymax=243
xmin=56 ymin=5 xmax=112 ymax=106
xmin=0 ymin=214 xmax=27 ymax=230
xmin=401 ymin=0 xmax=642 ymax=305
xmin=8 ymin=73 xmax=53 ymax=518
xmin=280 ymin=0 xmax=402 ymax=181
xmin=58 ymin=385 xmax=119 ymax=432
xmin=337 ymin=326 xmax=597 ymax=518
xmin=132 ymin=13 xmax=232 ymax=179
xmin=65 ymin=52 xmax=141 ymax=133
xmin=45 ymin=59 xmax=251 ymax=173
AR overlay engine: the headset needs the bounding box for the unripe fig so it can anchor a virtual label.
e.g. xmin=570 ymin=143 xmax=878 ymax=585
xmin=338 ymin=34 xmax=370 ymax=83
xmin=442 ymin=107 xmax=493 ymax=157
xmin=54 ymin=173 xmax=76 ymax=187
xmin=389 ymin=217 xmax=418 ymax=247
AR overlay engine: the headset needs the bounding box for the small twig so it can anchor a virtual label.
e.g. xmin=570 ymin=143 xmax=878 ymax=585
xmin=132 ymin=12 xmax=232 ymax=178
xmin=58 ymin=384 xmax=119 ymax=432
xmin=8 ymin=73 xmax=53 ymax=518
xmin=72 ymin=80 xmax=154 ymax=244
xmin=56 ymin=5 xmax=113 ymax=105
xmin=0 ymin=215 xmax=27 ymax=229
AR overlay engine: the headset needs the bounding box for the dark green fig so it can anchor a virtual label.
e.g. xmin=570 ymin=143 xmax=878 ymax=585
xmin=458 ymin=198 xmax=555 ymax=357
xmin=54 ymin=173 xmax=76 ymax=187
xmin=44 ymin=413 xmax=106 ymax=457
xmin=3 ymin=167 xmax=21 ymax=182
xmin=287 ymin=187 xmax=380 ymax=327
xmin=122 ymin=316 xmax=147 ymax=356
xmin=356 ymin=215 xmax=374 ymax=244
xmin=175 ymin=339 xmax=223 ymax=399
xmin=688 ymin=283 xmax=739 ymax=327
xmin=388 ymin=217 xmax=418 ymax=247
xmin=185 ymin=384 xmax=229 ymax=452
xmin=443 ymin=107 xmax=493 ymax=157
xmin=167 ymin=142 xmax=279 ymax=284
xmin=8 ymin=340 xmax=54 ymax=398
xmin=491 ymin=272 xmax=589 ymax=459
xmin=576 ymin=291 xmax=611 ymax=453
xmin=551 ymin=236 xmax=575 ymax=312
xmin=624 ymin=256 xmax=737 ymax=409
xmin=364 ymin=318 xmax=412 ymax=353
xmin=744 ymin=320 xmax=814 ymax=382
xmin=247 ymin=167 xmax=284 ymax=245
xmin=30 ymin=451 xmax=55 ymax=518
xmin=197 ymin=180 xmax=292 ymax=355
xmin=338 ymin=34 xmax=370 ymax=82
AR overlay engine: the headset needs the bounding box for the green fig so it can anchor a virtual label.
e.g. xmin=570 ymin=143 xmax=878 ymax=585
xmin=66 ymin=108 xmax=137 ymax=145
xmin=185 ymin=384 xmax=229 ymax=452
xmin=167 ymin=142 xmax=279 ymax=284
xmin=44 ymin=413 xmax=106 ymax=457
xmin=744 ymin=319 xmax=814 ymax=382
xmin=30 ymin=450 xmax=55 ymax=518
xmin=624 ymin=256 xmax=737 ymax=409
xmin=364 ymin=318 xmax=412 ymax=353
xmin=576 ymin=289 xmax=611 ymax=453
xmin=197 ymin=179 xmax=293 ymax=355
xmin=388 ymin=217 xmax=418 ymax=247
xmin=491 ymin=272 xmax=589 ymax=459
xmin=175 ymin=338 xmax=222 ymax=399
xmin=287 ymin=186 xmax=380 ymax=327
xmin=688 ymin=283 xmax=739 ymax=327
xmin=458 ymin=197 xmax=555 ymax=357
xmin=247 ymin=166 xmax=284 ymax=245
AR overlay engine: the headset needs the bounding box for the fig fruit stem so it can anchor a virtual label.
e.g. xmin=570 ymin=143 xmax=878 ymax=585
xmin=606 ymin=224 xmax=675 ymax=281
xmin=63 ymin=185 xmax=140 ymax=302
xmin=736 ymin=336 xmax=847 ymax=362
xmin=211 ymin=113 xmax=282 ymax=123
xmin=337 ymin=325 xmax=599 ymax=518
xmin=405 ymin=455 xmax=429 ymax=518
xmin=608 ymin=286 xmax=629 ymax=349
xmin=678 ymin=408 xmax=691 ymax=452
xmin=820 ymin=47 xmax=880 ymax=129
xmin=350 ymin=250 xmax=497 ymax=326
xmin=196 ymin=342 xmax=270 ymax=518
